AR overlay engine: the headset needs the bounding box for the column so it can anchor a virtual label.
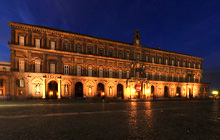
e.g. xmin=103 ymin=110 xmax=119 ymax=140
xmin=58 ymin=77 xmax=61 ymax=99
xmin=42 ymin=76 xmax=46 ymax=99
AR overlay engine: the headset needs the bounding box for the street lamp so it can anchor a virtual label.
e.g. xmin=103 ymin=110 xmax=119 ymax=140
xmin=212 ymin=90 xmax=218 ymax=100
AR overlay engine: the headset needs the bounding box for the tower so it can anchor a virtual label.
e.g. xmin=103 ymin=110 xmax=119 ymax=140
xmin=133 ymin=29 xmax=141 ymax=46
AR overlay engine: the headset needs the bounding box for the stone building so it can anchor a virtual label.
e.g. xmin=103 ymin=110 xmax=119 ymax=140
xmin=6 ymin=21 xmax=209 ymax=99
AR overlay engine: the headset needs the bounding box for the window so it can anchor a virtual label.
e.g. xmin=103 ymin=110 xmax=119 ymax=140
xmin=177 ymin=75 xmax=179 ymax=81
xmin=165 ymin=59 xmax=168 ymax=65
xmin=64 ymin=43 xmax=69 ymax=51
xmin=188 ymin=62 xmax=191 ymax=68
xmin=146 ymin=56 xmax=149 ymax=62
xmin=88 ymin=47 xmax=92 ymax=54
xmin=89 ymin=86 xmax=92 ymax=95
xmin=172 ymin=60 xmax=174 ymax=66
xmin=159 ymin=58 xmax=161 ymax=64
xmin=146 ymin=72 xmax=148 ymax=78
xmin=64 ymin=84 xmax=69 ymax=95
xmin=126 ymin=52 xmax=129 ymax=59
xmin=35 ymin=39 xmax=40 ymax=48
xmin=0 ymin=79 xmax=3 ymax=87
xmin=50 ymin=64 xmax=55 ymax=73
xmin=119 ymin=70 xmax=122 ymax=79
xmin=77 ymin=66 xmax=81 ymax=76
xmin=99 ymin=67 xmax=103 ymax=77
xmin=109 ymin=50 xmax=113 ymax=57
xmin=99 ymin=48 xmax=103 ymax=56
xmin=172 ymin=75 xmax=174 ymax=81
xmin=76 ymin=44 xmax=81 ymax=53
xmin=136 ymin=54 xmax=140 ymax=61
xmin=136 ymin=72 xmax=140 ymax=78
xmin=64 ymin=65 xmax=69 ymax=75
xmin=183 ymin=61 xmax=186 ymax=67
xmin=19 ymin=59 xmax=25 ymax=72
xmin=177 ymin=61 xmax=180 ymax=67
xmin=51 ymin=41 xmax=55 ymax=50
xmin=88 ymin=67 xmax=92 ymax=77
xmin=159 ymin=74 xmax=161 ymax=80
xmin=35 ymin=60 xmax=40 ymax=73
xmin=109 ymin=69 xmax=113 ymax=78
xmin=17 ymin=79 xmax=25 ymax=88
xmin=19 ymin=36 xmax=24 ymax=46
xmin=119 ymin=51 xmax=123 ymax=59
xmin=152 ymin=57 xmax=155 ymax=63
xmin=126 ymin=71 xmax=129 ymax=79
xmin=152 ymin=73 xmax=154 ymax=80
xmin=198 ymin=77 xmax=200 ymax=83
xmin=165 ymin=74 xmax=168 ymax=81
xmin=198 ymin=64 xmax=201 ymax=69
xmin=194 ymin=63 xmax=196 ymax=68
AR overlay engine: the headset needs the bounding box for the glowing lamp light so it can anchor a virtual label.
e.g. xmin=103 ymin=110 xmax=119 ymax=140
xmin=176 ymin=93 xmax=179 ymax=96
xmin=49 ymin=91 xmax=53 ymax=96
xmin=212 ymin=90 xmax=218 ymax=95
xmin=131 ymin=89 xmax=136 ymax=94
xmin=101 ymin=92 xmax=105 ymax=96
xmin=146 ymin=89 xmax=150 ymax=94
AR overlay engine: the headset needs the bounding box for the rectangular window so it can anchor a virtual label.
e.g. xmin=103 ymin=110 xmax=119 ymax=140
xmin=76 ymin=44 xmax=81 ymax=53
xmin=152 ymin=73 xmax=154 ymax=80
xmin=51 ymin=41 xmax=55 ymax=50
xmin=146 ymin=72 xmax=148 ymax=78
xmin=18 ymin=79 xmax=25 ymax=88
xmin=146 ymin=56 xmax=148 ymax=62
xmin=178 ymin=75 xmax=179 ymax=81
xmin=177 ymin=61 xmax=180 ymax=67
xmin=189 ymin=62 xmax=191 ymax=68
xmin=35 ymin=39 xmax=40 ymax=48
xmin=64 ymin=43 xmax=69 ymax=51
xmin=35 ymin=60 xmax=41 ymax=73
xmin=126 ymin=71 xmax=129 ymax=79
xmin=198 ymin=64 xmax=201 ymax=69
xmin=99 ymin=67 xmax=103 ymax=77
xmin=50 ymin=64 xmax=55 ymax=73
xmin=109 ymin=50 xmax=113 ymax=57
xmin=64 ymin=65 xmax=69 ymax=75
xmin=77 ymin=66 xmax=81 ymax=76
xmin=159 ymin=58 xmax=161 ymax=64
xmin=19 ymin=36 xmax=24 ymax=46
xmin=136 ymin=54 xmax=140 ymax=61
xmin=165 ymin=59 xmax=168 ymax=65
xmin=88 ymin=67 xmax=92 ymax=77
xmin=172 ymin=60 xmax=174 ymax=66
xmin=136 ymin=72 xmax=140 ymax=78
xmin=119 ymin=70 xmax=122 ymax=79
xmin=126 ymin=52 xmax=129 ymax=59
xmin=183 ymin=62 xmax=186 ymax=67
xmin=109 ymin=69 xmax=113 ymax=78
xmin=152 ymin=57 xmax=154 ymax=63
xmin=194 ymin=63 xmax=196 ymax=68
xmin=19 ymin=59 xmax=24 ymax=72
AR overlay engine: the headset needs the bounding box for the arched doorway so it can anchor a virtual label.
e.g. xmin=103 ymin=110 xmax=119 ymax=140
xmin=164 ymin=86 xmax=169 ymax=97
xmin=47 ymin=81 xmax=58 ymax=99
xmin=176 ymin=87 xmax=181 ymax=97
xmin=97 ymin=83 xmax=104 ymax=97
xmin=117 ymin=84 xmax=124 ymax=99
xmin=75 ymin=82 xmax=83 ymax=97
xmin=151 ymin=85 xmax=155 ymax=97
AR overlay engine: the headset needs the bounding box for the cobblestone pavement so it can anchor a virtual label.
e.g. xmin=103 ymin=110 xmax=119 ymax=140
xmin=0 ymin=100 xmax=219 ymax=140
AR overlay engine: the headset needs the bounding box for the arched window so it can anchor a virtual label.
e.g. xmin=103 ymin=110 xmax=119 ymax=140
xmin=76 ymin=44 xmax=81 ymax=53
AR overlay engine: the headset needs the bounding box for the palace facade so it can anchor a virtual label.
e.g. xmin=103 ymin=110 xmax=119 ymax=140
xmin=3 ymin=22 xmax=209 ymax=99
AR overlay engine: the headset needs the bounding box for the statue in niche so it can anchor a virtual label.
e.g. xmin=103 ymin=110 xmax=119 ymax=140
xmin=35 ymin=83 xmax=40 ymax=95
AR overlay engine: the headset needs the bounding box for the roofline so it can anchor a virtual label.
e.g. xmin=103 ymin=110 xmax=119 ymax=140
xmin=8 ymin=21 xmax=203 ymax=60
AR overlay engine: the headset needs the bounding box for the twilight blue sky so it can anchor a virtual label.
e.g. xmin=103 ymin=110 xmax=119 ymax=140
xmin=0 ymin=0 xmax=220 ymax=91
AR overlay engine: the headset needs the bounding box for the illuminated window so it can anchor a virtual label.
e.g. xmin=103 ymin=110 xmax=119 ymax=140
xmin=77 ymin=66 xmax=81 ymax=76
xmin=99 ymin=67 xmax=103 ymax=77
xmin=152 ymin=57 xmax=155 ymax=63
xmin=19 ymin=36 xmax=24 ymax=46
xmin=17 ymin=79 xmax=25 ymax=88
xmin=188 ymin=62 xmax=191 ymax=68
xmin=119 ymin=70 xmax=122 ymax=79
xmin=109 ymin=86 xmax=113 ymax=96
xmin=50 ymin=63 xmax=55 ymax=73
xmin=194 ymin=63 xmax=196 ymax=68
xmin=35 ymin=39 xmax=40 ymax=48
xmin=159 ymin=58 xmax=161 ymax=64
xmin=165 ymin=59 xmax=168 ymax=65
xmin=0 ymin=89 xmax=2 ymax=96
xmin=159 ymin=74 xmax=161 ymax=80
xmin=126 ymin=71 xmax=129 ymax=79
xmin=172 ymin=75 xmax=174 ymax=81
xmin=64 ymin=65 xmax=69 ymax=75
xmin=109 ymin=69 xmax=113 ymax=78
xmin=126 ymin=52 xmax=129 ymax=59
xmin=172 ymin=60 xmax=174 ymax=66
xmin=88 ymin=67 xmax=92 ymax=77
xmin=35 ymin=60 xmax=41 ymax=73
xmin=19 ymin=59 xmax=25 ymax=72
xmin=51 ymin=41 xmax=55 ymax=50
xmin=146 ymin=72 xmax=148 ymax=78
xmin=119 ymin=51 xmax=123 ymax=59
xmin=152 ymin=73 xmax=154 ymax=80
xmin=177 ymin=61 xmax=180 ymax=67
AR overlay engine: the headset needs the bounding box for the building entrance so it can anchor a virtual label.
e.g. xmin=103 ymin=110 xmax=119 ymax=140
xmin=117 ymin=84 xmax=124 ymax=99
xmin=47 ymin=81 xmax=58 ymax=99
xmin=75 ymin=82 xmax=83 ymax=97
